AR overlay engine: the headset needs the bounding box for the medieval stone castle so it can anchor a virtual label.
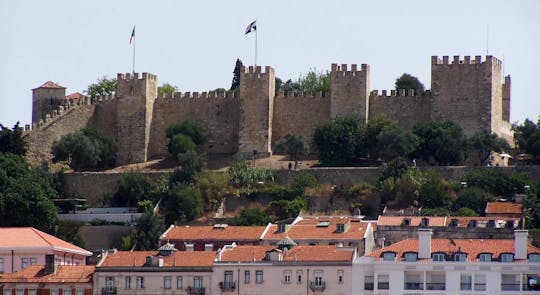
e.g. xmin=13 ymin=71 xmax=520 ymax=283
xmin=26 ymin=55 xmax=512 ymax=166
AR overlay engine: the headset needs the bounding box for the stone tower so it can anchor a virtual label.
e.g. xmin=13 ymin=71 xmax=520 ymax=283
xmin=114 ymin=72 xmax=158 ymax=165
xmin=238 ymin=66 xmax=275 ymax=157
xmin=330 ymin=64 xmax=370 ymax=123
xmin=32 ymin=81 xmax=66 ymax=126
xmin=430 ymin=55 xmax=505 ymax=136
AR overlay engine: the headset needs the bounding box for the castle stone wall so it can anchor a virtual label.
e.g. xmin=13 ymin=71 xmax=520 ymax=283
xmin=32 ymin=87 xmax=66 ymax=125
xmin=148 ymin=92 xmax=240 ymax=158
xmin=87 ymin=99 xmax=117 ymax=138
xmin=330 ymin=64 xmax=370 ymax=122
xmin=272 ymin=93 xmax=330 ymax=147
xmin=369 ymin=90 xmax=432 ymax=130
xmin=502 ymin=76 xmax=511 ymax=122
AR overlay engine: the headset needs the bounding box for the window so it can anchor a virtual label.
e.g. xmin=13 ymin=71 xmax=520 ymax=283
xmin=224 ymin=271 xmax=234 ymax=288
xmin=125 ymin=276 xmax=131 ymax=289
xmin=50 ymin=289 xmax=58 ymax=295
xmin=460 ymin=274 xmax=472 ymax=290
xmin=474 ymin=274 xmax=486 ymax=291
xmin=454 ymin=253 xmax=467 ymax=262
xmin=3 ymin=289 xmax=12 ymax=295
xmin=314 ymin=275 xmax=323 ymax=286
xmin=283 ymin=270 xmax=292 ymax=284
xmin=16 ymin=289 xmax=23 ymax=295
xmin=377 ymin=274 xmax=389 ymax=290
xmin=0 ymin=258 xmax=3 ymax=273
xmin=478 ymin=253 xmax=492 ymax=262
xmin=136 ymin=276 xmax=144 ymax=289
xmin=244 ymin=270 xmax=250 ymax=284
xmin=336 ymin=223 xmax=345 ymax=233
xmin=105 ymin=276 xmax=114 ymax=288
xmin=62 ymin=288 xmax=71 ymax=295
xmin=432 ymin=253 xmax=446 ymax=262
xmin=194 ymin=276 xmax=203 ymax=289
xmin=382 ymin=252 xmax=396 ymax=261
xmin=297 ymin=270 xmax=303 ymax=284
xmin=29 ymin=289 xmax=37 ymax=295
xmin=364 ymin=275 xmax=374 ymax=290
xmin=500 ymin=253 xmax=514 ymax=262
xmin=449 ymin=219 xmax=459 ymax=227
xmin=75 ymin=289 xmax=83 ymax=295
xmin=21 ymin=257 xmax=37 ymax=269
xmin=337 ymin=270 xmax=344 ymax=284
xmin=164 ymin=276 xmax=172 ymax=289
xmin=420 ymin=218 xmax=429 ymax=226
xmin=177 ymin=276 xmax=183 ymax=289
xmin=529 ymin=254 xmax=540 ymax=263
xmin=256 ymin=270 xmax=264 ymax=284
xmin=403 ymin=252 xmax=418 ymax=262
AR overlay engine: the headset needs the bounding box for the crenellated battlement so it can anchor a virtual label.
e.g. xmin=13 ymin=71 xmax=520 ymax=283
xmin=157 ymin=90 xmax=237 ymax=100
xmin=241 ymin=65 xmax=274 ymax=78
xmin=116 ymin=72 xmax=157 ymax=81
xmin=275 ymin=91 xmax=328 ymax=99
xmin=370 ymin=89 xmax=431 ymax=97
xmin=330 ymin=63 xmax=369 ymax=76
xmin=431 ymin=55 xmax=502 ymax=67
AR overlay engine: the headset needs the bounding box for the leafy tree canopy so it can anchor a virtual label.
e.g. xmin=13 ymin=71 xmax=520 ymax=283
xmin=0 ymin=122 xmax=27 ymax=156
xmin=122 ymin=212 xmax=165 ymax=250
xmin=275 ymin=134 xmax=309 ymax=161
xmin=157 ymin=83 xmax=179 ymax=97
xmin=166 ymin=119 xmax=206 ymax=146
xmin=513 ymin=118 xmax=540 ymax=163
xmin=395 ymin=73 xmax=425 ymax=94
xmin=162 ymin=184 xmax=203 ymax=225
xmin=376 ymin=125 xmax=419 ymax=161
xmin=313 ymin=117 xmax=364 ymax=166
xmin=413 ymin=121 xmax=468 ymax=165
xmin=85 ymin=76 xmax=116 ymax=99
xmin=111 ymin=171 xmax=154 ymax=207
xmin=233 ymin=207 xmax=272 ymax=226
xmin=230 ymin=58 xmax=243 ymax=91
xmin=464 ymin=168 xmax=536 ymax=197
xmin=276 ymin=68 xmax=330 ymax=94
xmin=469 ymin=130 xmax=510 ymax=166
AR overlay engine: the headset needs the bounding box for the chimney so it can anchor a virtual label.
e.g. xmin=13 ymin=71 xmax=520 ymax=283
xmin=44 ymin=254 xmax=57 ymax=274
xmin=418 ymin=229 xmax=432 ymax=259
xmin=514 ymin=230 xmax=528 ymax=260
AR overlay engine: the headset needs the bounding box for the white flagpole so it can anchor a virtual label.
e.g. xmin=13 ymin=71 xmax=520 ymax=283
xmin=255 ymin=21 xmax=258 ymax=66
xmin=132 ymin=33 xmax=136 ymax=73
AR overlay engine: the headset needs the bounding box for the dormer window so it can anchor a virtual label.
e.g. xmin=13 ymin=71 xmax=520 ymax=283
xmin=277 ymin=224 xmax=286 ymax=233
xmin=420 ymin=218 xmax=429 ymax=227
xmin=487 ymin=220 xmax=496 ymax=228
xmin=382 ymin=252 xmax=396 ymax=261
xmin=506 ymin=220 xmax=515 ymax=228
xmin=402 ymin=218 xmax=410 ymax=226
xmin=336 ymin=223 xmax=345 ymax=233
xmin=403 ymin=252 xmax=418 ymax=262
xmin=468 ymin=220 xmax=477 ymax=227
xmin=453 ymin=253 xmax=468 ymax=262
xmin=477 ymin=253 xmax=492 ymax=262
xmin=528 ymin=254 xmax=540 ymax=263
xmin=449 ymin=219 xmax=459 ymax=227
xmin=500 ymin=253 xmax=514 ymax=262
xmin=432 ymin=253 xmax=446 ymax=262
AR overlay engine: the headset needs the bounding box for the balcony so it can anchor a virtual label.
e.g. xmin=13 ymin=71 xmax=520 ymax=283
xmin=101 ymin=287 xmax=117 ymax=295
xmin=364 ymin=282 xmax=374 ymax=290
xmin=186 ymin=286 xmax=206 ymax=295
xmin=426 ymin=282 xmax=445 ymax=290
xmin=219 ymin=281 xmax=236 ymax=291
xmin=404 ymin=282 xmax=423 ymax=290
xmin=377 ymin=282 xmax=389 ymax=290
xmin=310 ymin=281 xmax=326 ymax=292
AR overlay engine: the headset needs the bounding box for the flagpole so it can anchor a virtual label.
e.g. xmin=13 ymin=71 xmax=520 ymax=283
xmin=132 ymin=33 xmax=136 ymax=73
xmin=254 ymin=21 xmax=258 ymax=66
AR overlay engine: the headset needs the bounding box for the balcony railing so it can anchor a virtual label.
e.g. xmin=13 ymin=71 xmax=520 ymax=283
xmin=404 ymin=282 xmax=423 ymax=290
xmin=364 ymin=282 xmax=374 ymax=290
xmin=101 ymin=287 xmax=117 ymax=295
xmin=377 ymin=282 xmax=389 ymax=290
xmin=310 ymin=281 xmax=326 ymax=292
xmin=426 ymin=282 xmax=445 ymax=290
xmin=186 ymin=286 xmax=206 ymax=295
xmin=501 ymin=283 xmax=520 ymax=291
xmin=219 ymin=281 xmax=236 ymax=291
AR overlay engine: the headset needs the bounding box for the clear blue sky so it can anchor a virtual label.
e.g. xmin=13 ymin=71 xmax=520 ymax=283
xmin=1 ymin=0 xmax=539 ymax=127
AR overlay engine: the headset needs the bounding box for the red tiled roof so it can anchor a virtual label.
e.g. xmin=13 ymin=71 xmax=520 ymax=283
xmin=368 ymin=238 xmax=540 ymax=261
xmin=486 ymin=202 xmax=523 ymax=214
xmin=65 ymin=92 xmax=85 ymax=100
xmin=0 ymin=265 xmax=94 ymax=283
xmin=376 ymin=216 xmax=520 ymax=228
xmin=33 ymin=81 xmax=65 ymax=90
xmin=0 ymin=227 xmax=92 ymax=256
xmin=99 ymin=251 xmax=216 ymax=268
xmin=219 ymin=245 xmax=354 ymax=262
xmin=162 ymin=225 xmax=266 ymax=241
xmin=263 ymin=217 xmax=368 ymax=241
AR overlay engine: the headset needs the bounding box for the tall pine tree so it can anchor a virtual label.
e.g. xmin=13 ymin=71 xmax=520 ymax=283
xmin=230 ymin=58 xmax=243 ymax=91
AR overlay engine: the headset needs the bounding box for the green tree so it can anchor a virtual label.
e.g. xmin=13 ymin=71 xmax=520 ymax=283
xmin=228 ymin=159 xmax=274 ymax=188
xmin=513 ymin=118 xmax=540 ymax=163
xmin=454 ymin=187 xmax=493 ymax=215
xmin=376 ymin=125 xmax=419 ymax=161
xmin=418 ymin=171 xmax=450 ymax=209
xmin=52 ymin=128 xmax=118 ymax=171
xmin=130 ymin=212 xmax=165 ymax=250
xmin=378 ymin=157 xmax=410 ymax=183
xmin=275 ymin=134 xmax=309 ymax=162
xmin=195 ymin=171 xmax=230 ymax=211
xmin=111 ymin=172 xmax=154 ymax=207
xmin=313 ymin=117 xmax=364 ymax=166
xmin=233 ymin=207 xmax=272 ymax=225
xmin=464 ymin=168 xmax=535 ymax=197
xmin=290 ymin=172 xmax=319 ymax=195
xmin=413 ymin=121 xmax=468 ymax=165
xmin=277 ymin=79 xmax=301 ymax=94
xmin=0 ymin=122 xmax=27 ymax=156
xmin=230 ymin=58 xmax=243 ymax=91
xmin=0 ymin=153 xmax=58 ymax=233
xmin=298 ymin=69 xmax=330 ymax=93
xmin=163 ymin=184 xmax=203 ymax=225
xmin=364 ymin=118 xmax=395 ymax=158
xmin=166 ymin=119 xmax=206 ymax=155
xmin=157 ymin=83 xmax=178 ymax=97
xmin=395 ymin=73 xmax=425 ymax=94
xmin=168 ymin=134 xmax=196 ymax=159
xmin=469 ymin=130 xmax=510 ymax=166
xmin=379 ymin=168 xmax=426 ymax=207
xmin=266 ymin=198 xmax=306 ymax=220
xmin=85 ymin=76 xmax=116 ymax=99
xmin=456 ymin=207 xmax=480 ymax=217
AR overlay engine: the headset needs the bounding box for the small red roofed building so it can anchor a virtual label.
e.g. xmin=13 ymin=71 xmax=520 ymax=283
xmin=0 ymin=256 xmax=94 ymax=295
xmin=261 ymin=216 xmax=375 ymax=255
xmin=160 ymin=224 xmax=266 ymax=251
xmin=213 ymin=237 xmax=356 ymax=295
xmin=354 ymin=229 xmax=540 ymax=294
xmin=94 ymin=243 xmax=215 ymax=295
xmin=0 ymin=227 xmax=92 ymax=274
xmin=486 ymin=201 xmax=524 ymax=218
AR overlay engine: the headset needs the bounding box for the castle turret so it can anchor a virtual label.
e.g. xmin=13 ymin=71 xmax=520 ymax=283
xmin=238 ymin=65 xmax=275 ymax=157
xmin=502 ymin=75 xmax=511 ymax=122
xmin=32 ymin=81 xmax=66 ymax=125
xmin=430 ymin=55 xmax=504 ymax=136
xmin=330 ymin=64 xmax=370 ymax=122
xmin=115 ymin=72 xmax=158 ymax=165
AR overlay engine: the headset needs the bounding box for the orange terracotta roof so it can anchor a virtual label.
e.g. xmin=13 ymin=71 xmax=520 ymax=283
xmin=263 ymin=217 xmax=368 ymax=241
xmin=219 ymin=245 xmax=354 ymax=262
xmin=162 ymin=225 xmax=266 ymax=241
xmin=0 ymin=265 xmax=94 ymax=283
xmin=368 ymin=238 xmax=540 ymax=261
xmin=33 ymin=81 xmax=65 ymax=90
xmin=65 ymin=92 xmax=85 ymax=99
xmin=99 ymin=251 xmax=216 ymax=268
xmin=486 ymin=202 xmax=523 ymax=214
xmin=0 ymin=227 xmax=92 ymax=256
xmin=376 ymin=216 xmax=519 ymax=228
